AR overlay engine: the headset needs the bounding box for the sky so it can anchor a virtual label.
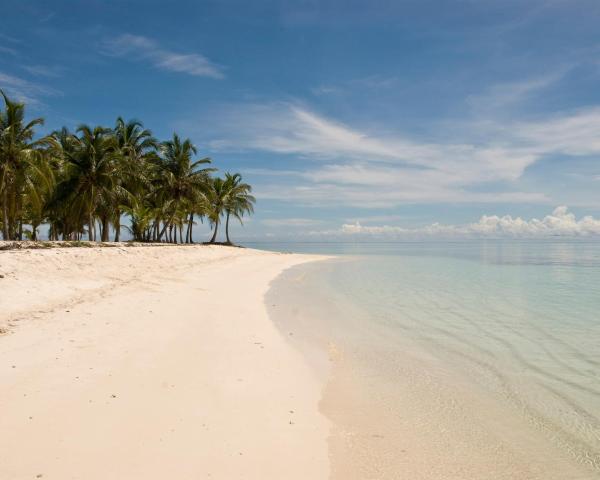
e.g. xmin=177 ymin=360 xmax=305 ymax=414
xmin=2 ymin=0 xmax=600 ymax=240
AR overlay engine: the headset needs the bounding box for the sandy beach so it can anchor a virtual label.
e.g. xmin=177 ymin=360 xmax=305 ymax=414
xmin=0 ymin=245 xmax=330 ymax=479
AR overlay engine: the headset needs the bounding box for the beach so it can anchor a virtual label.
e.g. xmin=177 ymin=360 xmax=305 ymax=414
xmin=0 ymin=245 xmax=330 ymax=479
xmin=2 ymin=242 xmax=599 ymax=480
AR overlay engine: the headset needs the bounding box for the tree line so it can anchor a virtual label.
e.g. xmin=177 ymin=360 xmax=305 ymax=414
xmin=0 ymin=90 xmax=255 ymax=244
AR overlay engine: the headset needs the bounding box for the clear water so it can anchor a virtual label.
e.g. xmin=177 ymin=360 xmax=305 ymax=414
xmin=261 ymin=241 xmax=600 ymax=478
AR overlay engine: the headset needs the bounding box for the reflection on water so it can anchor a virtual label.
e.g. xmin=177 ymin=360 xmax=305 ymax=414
xmin=266 ymin=241 xmax=600 ymax=477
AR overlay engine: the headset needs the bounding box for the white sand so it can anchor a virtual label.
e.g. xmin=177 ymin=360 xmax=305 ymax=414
xmin=0 ymin=245 xmax=330 ymax=479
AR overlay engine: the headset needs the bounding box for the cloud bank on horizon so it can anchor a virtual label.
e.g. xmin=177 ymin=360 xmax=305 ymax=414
xmin=305 ymin=206 xmax=600 ymax=240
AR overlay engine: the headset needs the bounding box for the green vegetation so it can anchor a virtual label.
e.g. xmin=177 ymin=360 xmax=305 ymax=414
xmin=0 ymin=91 xmax=255 ymax=244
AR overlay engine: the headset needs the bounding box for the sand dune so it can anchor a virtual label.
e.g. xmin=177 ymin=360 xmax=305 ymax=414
xmin=0 ymin=245 xmax=330 ymax=479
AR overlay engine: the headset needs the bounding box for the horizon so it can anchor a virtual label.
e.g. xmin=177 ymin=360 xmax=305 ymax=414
xmin=3 ymin=0 xmax=600 ymax=240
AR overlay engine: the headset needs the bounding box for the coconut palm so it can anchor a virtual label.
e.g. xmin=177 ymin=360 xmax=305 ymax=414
xmin=21 ymin=149 xmax=55 ymax=240
xmin=114 ymin=117 xmax=158 ymax=241
xmin=0 ymin=90 xmax=50 ymax=240
xmin=0 ymin=93 xmax=256 ymax=244
xmin=57 ymin=125 xmax=128 ymax=241
xmin=206 ymin=176 xmax=227 ymax=243
xmin=223 ymin=173 xmax=255 ymax=245
xmin=156 ymin=134 xmax=213 ymax=243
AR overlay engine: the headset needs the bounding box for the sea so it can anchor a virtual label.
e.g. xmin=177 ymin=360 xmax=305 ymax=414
xmin=251 ymin=241 xmax=600 ymax=479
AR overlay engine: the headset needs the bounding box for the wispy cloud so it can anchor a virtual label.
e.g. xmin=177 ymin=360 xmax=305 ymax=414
xmin=311 ymin=85 xmax=343 ymax=96
xmin=467 ymin=71 xmax=568 ymax=113
xmin=205 ymin=103 xmax=547 ymax=206
xmin=101 ymin=34 xmax=225 ymax=79
xmin=0 ymin=45 xmax=17 ymax=56
xmin=209 ymin=103 xmax=539 ymax=178
xmin=0 ymin=72 xmax=61 ymax=105
xmin=21 ymin=65 xmax=64 ymax=78
xmin=39 ymin=12 xmax=56 ymax=23
xmin=0 ymin=33 xmax=20 ymax=44
xmin=254 ymin=183 xmax=547 ymax=208
xmin=512 ymin=106 xmax=600 ymax=155
xmin=205 ymin=98 xmax=600 ymax=207
xmin=311 ymin=75 xmax=398 ymax=96
xmin=261 ymin=218 xmax=326 ymax=227
xmin=309 ymin=207 xmax=600 ymax=239
xmin=352 ymin=74 xmax=398 ymax=89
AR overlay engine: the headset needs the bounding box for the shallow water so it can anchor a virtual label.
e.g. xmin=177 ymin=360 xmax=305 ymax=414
xmin=264 ymin=241 xmax=600 ymax=479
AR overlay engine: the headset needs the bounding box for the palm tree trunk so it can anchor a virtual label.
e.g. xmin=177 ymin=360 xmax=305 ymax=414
xmin=179 ymin=224 xmax=183 ymax=244
xmin=209 ymin=219 xmax=219 ymax=243
xmin=225 ymin=211 xmax=231 ymax=244
xmin=88 ymin=212 xmax=94 ymax=241
xmin=2 ymin=188 xmax=9 ymax=240
xmin=158 ymin=213 xmax=176 ymax=241
xmin=187 ymin=213 xmax=194 ymax=243
xmin=114 ymin=209 xmax=121 ymax=242
xmin=17 ymin=194 xmax=23 ymax=240
xmin=101 ymin=216 xmax=109 ymax=242
xmin=8 ymin=186 xmax=16 ymax=240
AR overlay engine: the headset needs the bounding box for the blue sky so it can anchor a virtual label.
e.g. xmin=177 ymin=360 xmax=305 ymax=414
xmin=2 ymin=0 xmax=600 ymax=239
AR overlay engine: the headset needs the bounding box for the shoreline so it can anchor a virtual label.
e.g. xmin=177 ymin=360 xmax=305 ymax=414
xmin=0 ymin=245 xmax=331 ymax=479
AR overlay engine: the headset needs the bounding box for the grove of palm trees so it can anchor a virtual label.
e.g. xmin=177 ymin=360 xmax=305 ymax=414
xmin=0 ymin=90 xmax=255 ymax=244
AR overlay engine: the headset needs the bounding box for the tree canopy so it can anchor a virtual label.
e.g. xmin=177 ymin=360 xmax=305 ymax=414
xmin=0 ymin=91 xmax=255 ymax=244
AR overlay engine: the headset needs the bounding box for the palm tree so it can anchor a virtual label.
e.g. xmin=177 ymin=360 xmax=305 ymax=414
xmin=0 ymin=95 xmax=256 ymax=244
xmin=21 ymin=149 xmax=55 ymax=240
xmin=156 ymin=134 xmax=213 ymax=243
xmin=223 ymin=173 xmax=255 ymax=245
xmin=114 ymin=117 xmax=158 ymax=241
xmin=0 ymin=90 xmax=50 ymax=240
xmin=57 ymin=125 xmax=128 ymax=241
xmin=46 ymin=127 xmax=81 ymax=240
xmin=206 ymin=176 xmax=227 ymax=243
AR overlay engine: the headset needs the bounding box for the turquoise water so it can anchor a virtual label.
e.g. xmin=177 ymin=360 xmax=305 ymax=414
xmin=261 ymin=241 xmax=600 ymax=477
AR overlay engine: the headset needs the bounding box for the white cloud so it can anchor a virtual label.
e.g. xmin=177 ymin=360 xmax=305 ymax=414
xmin=22 ymin=65 xmax=63 ymax=78
xmin=211 ymin=103 xmax=539 ymax=178
xmin=208 ymin=103 xmax=549 ymax=206
xmin=310 ymin=75 xmax=398 ymax=96
xmin=0 ymin=45 xmax=17 ymax=56
xmin=261 ymin=218 xmax=325 ymax=227
xmin=254 ymin=182 xmax=547 ymax=208
xmin=0 ymin=33 xmax=20 ymax=44
xmin=467 ymin=71 xmax=567 ymax=112
xmin=309 ymin=207 xmax=600 ymax=239
xmin=101 ymin=34 xmax=224 ymax=79
xmin=0 ymin=72 xmax=61 ymax=105
xmin=513 ymin=106 xmax=600 ymax=155
xmin=352 ymin=75 xmax=398 ymax=89
xmin=311 ymin=85 xmax=343 ymax=96
xmin=206 ymin=99 xmax=600 ymax=208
